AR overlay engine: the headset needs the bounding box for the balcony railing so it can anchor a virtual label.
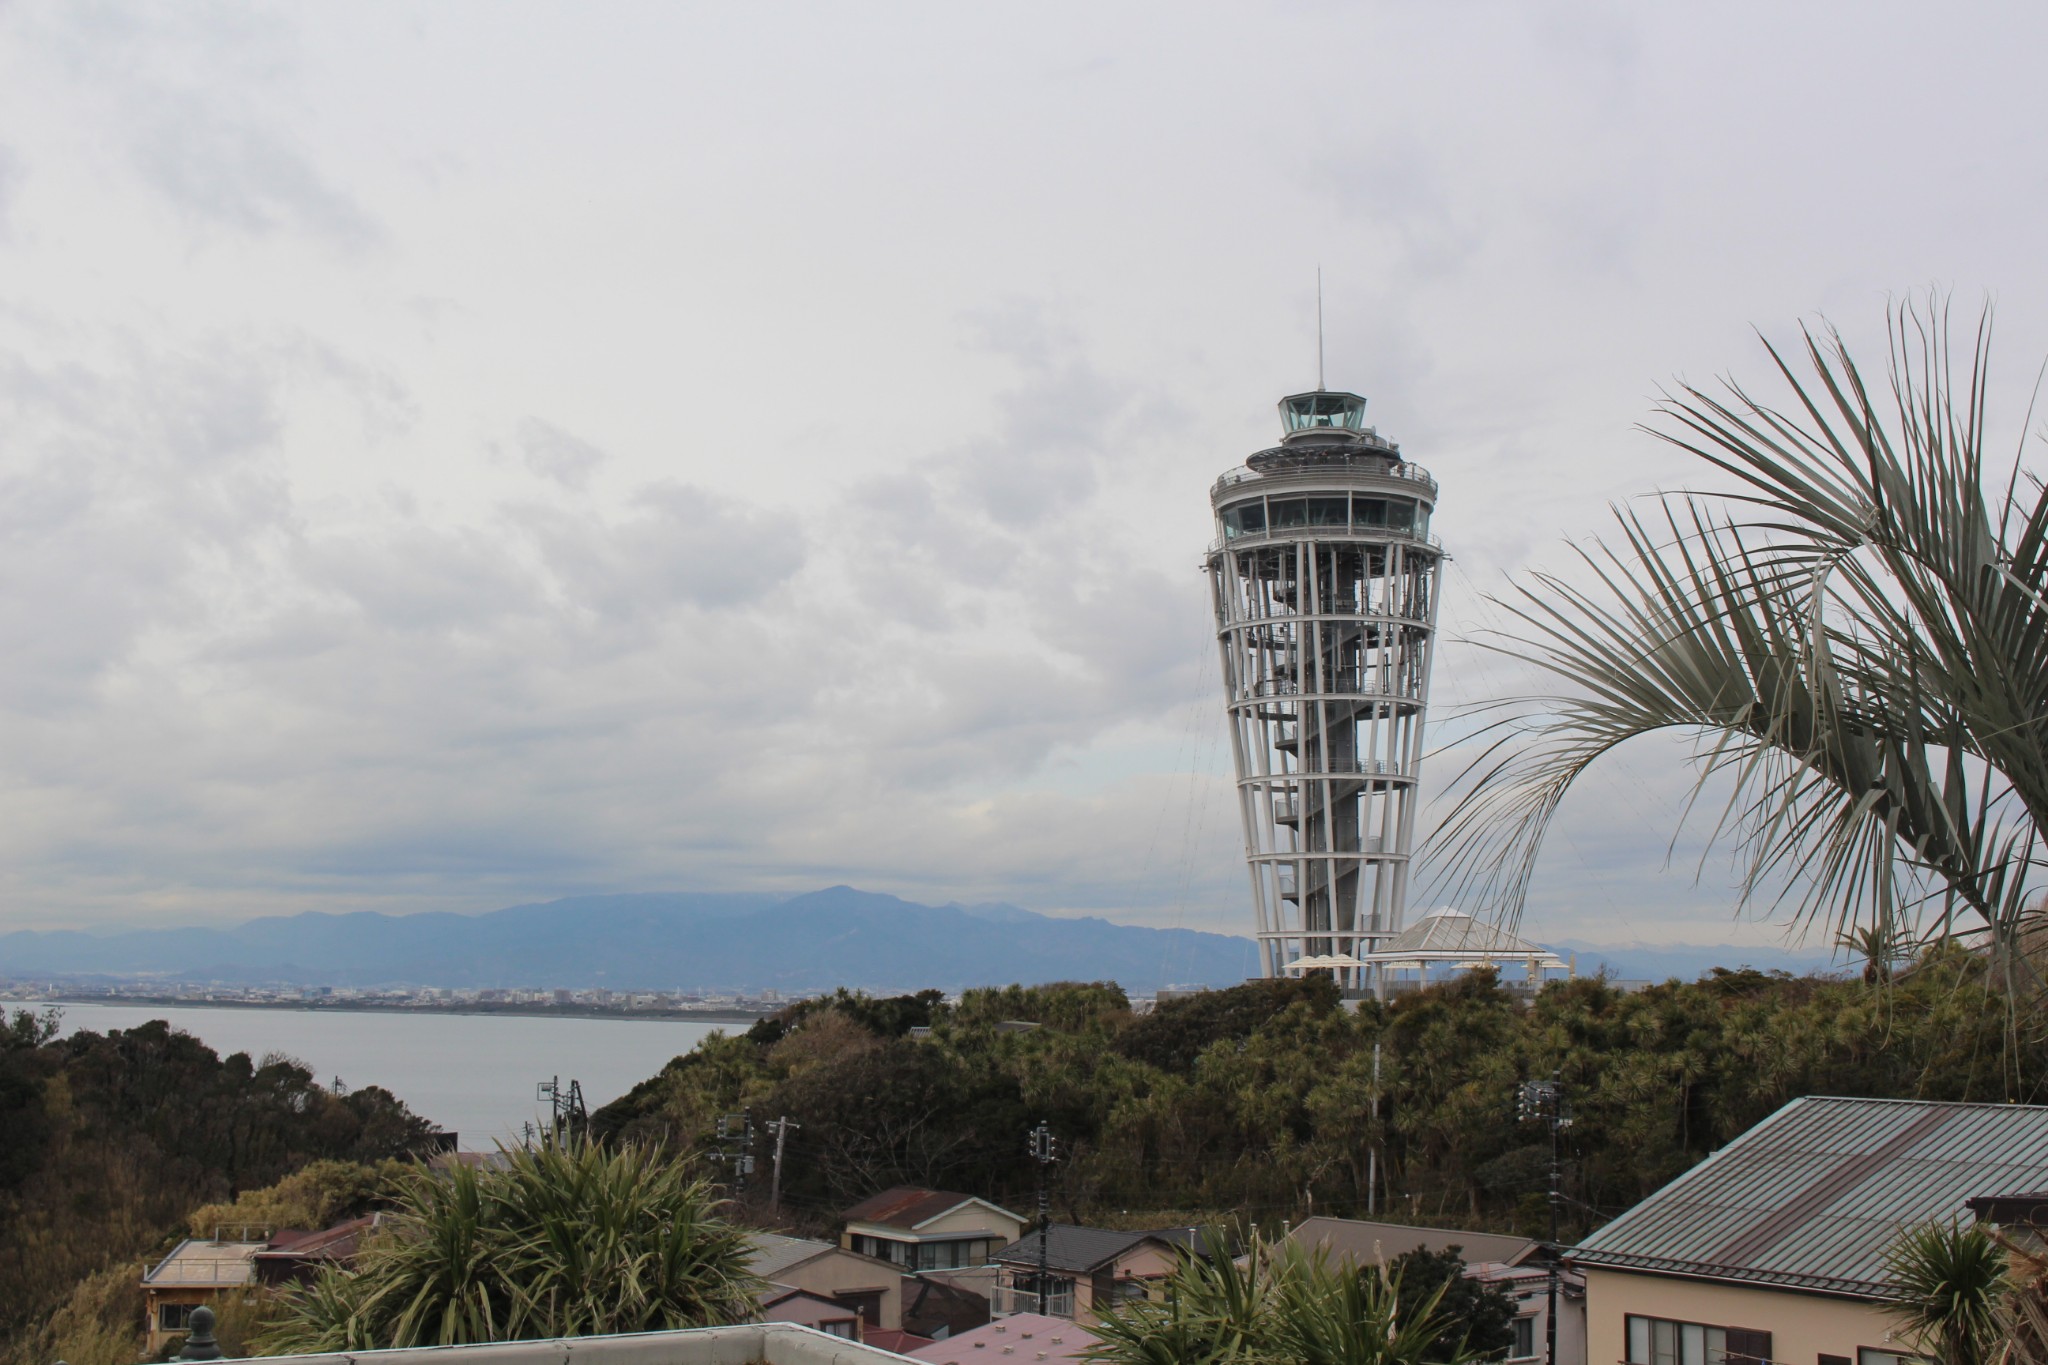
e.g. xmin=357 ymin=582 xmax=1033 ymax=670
xmin=992 ymin=1282 xmax=1074 ymax=1318
xmin=1242 ymin=677 xmax=1424 ymax=701
xmin=1209 ymin=525 xmax=1443 ymax=556
xmin=1212 ymin=460 xmax=1438 ymax=497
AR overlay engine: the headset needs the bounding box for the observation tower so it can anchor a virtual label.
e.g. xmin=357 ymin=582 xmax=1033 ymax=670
xmin=1205 ymin=389 xmax=1443 ymax=993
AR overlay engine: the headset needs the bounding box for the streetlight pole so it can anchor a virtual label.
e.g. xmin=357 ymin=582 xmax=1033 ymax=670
xmin=1517 ymin=1074 xmax=1570 ymax=1365
xmin=1027 ymin=1121 xmax=1058 ymax=1315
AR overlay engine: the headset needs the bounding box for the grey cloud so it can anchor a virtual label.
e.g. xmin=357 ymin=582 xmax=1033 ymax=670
xmin=0 ymin=145 xmax=20 ymax=238
xmin=132 ymin=100 xmax=381 ymax=251
xmin=517 ymin=418 xmax=607 ymax=489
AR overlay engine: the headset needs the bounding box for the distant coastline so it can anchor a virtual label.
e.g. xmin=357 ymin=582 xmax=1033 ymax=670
xmin=5 ymin=993 xmax=778 ymax=1025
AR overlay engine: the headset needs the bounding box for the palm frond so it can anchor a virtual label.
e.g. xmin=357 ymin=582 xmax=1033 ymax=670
xmin=1428 ymin=298 xmax=2048 ymax=968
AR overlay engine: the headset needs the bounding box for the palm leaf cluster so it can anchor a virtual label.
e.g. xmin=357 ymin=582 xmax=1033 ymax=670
xmin=1083 ymin=1233 xmax=1471 ymax=1365
xmin=260 ymin=1141 xmax=760 ymax=1352
xmin=1432 ymin=300 xmax=2048 ymax=976
xmin=1885 ymin=1220 xmax=2011 ymax=1365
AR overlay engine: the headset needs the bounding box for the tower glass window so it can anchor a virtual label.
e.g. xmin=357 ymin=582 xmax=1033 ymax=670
xmin=1281 ymin=391 xmax=1368 ymax=431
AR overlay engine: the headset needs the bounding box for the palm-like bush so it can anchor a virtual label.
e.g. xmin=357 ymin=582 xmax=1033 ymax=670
xmin=1432 ymin=300 xmax=2048 ymax=977
xmin=1084 ymin=1233 xmax=1471 ymax=1365
xmin=260 ymin=1141 xmax=760 ymax=1352
xmin=1885 ymin=1219 xmax=2008 ymax=1365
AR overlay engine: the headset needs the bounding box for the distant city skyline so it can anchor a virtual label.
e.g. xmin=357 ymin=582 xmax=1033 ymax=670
xmin=0 ymin=4 xmax=2043 ymax=951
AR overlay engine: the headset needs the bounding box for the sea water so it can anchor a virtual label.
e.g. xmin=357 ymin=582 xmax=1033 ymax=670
xmin=45 ymin=1002 xmax=729 ymax=1149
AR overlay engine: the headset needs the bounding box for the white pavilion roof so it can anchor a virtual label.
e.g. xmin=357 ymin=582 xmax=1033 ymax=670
xmin=1363 ymin=910 xmax=1563 ymax=963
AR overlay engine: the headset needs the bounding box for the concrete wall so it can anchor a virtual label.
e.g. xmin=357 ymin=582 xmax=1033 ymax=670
xmin=1584 ymin=1268 xmax=1909 ymax=1365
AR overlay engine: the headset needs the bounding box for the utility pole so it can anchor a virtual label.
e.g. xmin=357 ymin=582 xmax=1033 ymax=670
xmin=767 ymin=1116 xmax=800 ymax=1215
xmin=1027 ymin=1121 xmax=1058 ymax=1315
xmin=714 ymin=1109 xmax=757 ymax=1198
xmin=1517 ymin=1074 xmax=1571 ymax=1365
xmin=535 ymin=1077 xmax=588 ymax=1146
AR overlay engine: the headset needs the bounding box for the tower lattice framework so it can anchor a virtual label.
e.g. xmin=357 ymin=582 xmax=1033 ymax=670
xmin=1206 ymin=390 xmax=1443 ymax=993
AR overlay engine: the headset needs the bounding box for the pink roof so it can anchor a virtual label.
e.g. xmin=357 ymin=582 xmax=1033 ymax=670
xmin=908 ymin=1314 xmax=1099 ymax=1365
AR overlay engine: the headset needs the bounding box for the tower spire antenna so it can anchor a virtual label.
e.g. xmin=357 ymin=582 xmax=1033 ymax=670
xmin=1316 ymin=266 xmax=1325 ymax=390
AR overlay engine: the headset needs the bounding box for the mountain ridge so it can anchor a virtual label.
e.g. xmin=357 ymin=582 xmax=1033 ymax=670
xmin=0 ymin=887 xmax=1259 ymax=993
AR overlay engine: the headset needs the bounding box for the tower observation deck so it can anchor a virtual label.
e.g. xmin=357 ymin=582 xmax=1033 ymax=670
xmin=1205 ymin=390 xmax=1443 ymax=993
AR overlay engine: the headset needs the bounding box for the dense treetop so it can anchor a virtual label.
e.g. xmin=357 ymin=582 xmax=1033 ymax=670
xmin=594 ymin=950 xmax=2046 ymax=1237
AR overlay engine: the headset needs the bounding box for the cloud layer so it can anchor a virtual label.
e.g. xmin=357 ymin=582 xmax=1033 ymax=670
xmin=0 ymin=2 xmax=2043 ymax=950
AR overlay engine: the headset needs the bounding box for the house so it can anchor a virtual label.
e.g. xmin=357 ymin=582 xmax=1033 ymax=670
xmin=253 ymin=1214 xmax=383 ymax=1286
xmin=746 ymin=1232 xmax=906 ymax=1331
xmin=842 ymin=1186 xmax=1028 ymax=1272
xmin=907 ymin=1312 xmax=1099 ymax=1365
xmin=989 ymin=1226 xmax=1181 ymax=1326
xmin=902 ymin=1267 xmax=997 ymax=1340
xmin=865 ymin=1328 xmax=938 ymax=1354
xmin=1568 ymin=1095 xmax=2048 ymax=1365
xmin=141 ymin=1237 xmax=267 ymax=1355
xmin=757 ymin=1286 xmax=865 ymax=1340
xmin=1280 ymin=1215 xmax=1583 ymax=1365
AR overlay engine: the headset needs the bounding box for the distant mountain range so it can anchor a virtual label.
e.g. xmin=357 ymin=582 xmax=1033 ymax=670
xmin=0 ymin=887 xmax=1263 ymax=994
xmin=1552 ymin=938 xmax=1842 ymax=983
xmin=0 ymin=887 xmax=1847 ymax=994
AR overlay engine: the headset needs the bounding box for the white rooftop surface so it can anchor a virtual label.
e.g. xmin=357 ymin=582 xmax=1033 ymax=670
xmin=908 ymin=1314 xmax=1098 ymax=1365
xmin=230 ymin=1322 xmax=914 ymax=1365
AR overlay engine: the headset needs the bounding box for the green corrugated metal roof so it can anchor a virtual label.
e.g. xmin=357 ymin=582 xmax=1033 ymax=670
xmin=1568 ymin=1096 xmax=2048 ymax=1298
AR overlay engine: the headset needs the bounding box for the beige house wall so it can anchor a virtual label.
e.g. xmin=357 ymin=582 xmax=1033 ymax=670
xmin=1584 ymin=1268 xmax=1909 ymax=1365
xmin=776 ymin=1250 xmax=904 ymax=1331
xmin=1071 ymin=1245 xmax=1179 ymax=1327
xmin=918 ymin=1205 xmax=1025 ymax=1242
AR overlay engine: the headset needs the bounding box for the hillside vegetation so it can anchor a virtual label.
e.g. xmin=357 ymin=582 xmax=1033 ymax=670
xmin=0 ymin=1011 xmax=438 ymax=1365
xmin=594 ymin=950 xmax=2047 ymax=1235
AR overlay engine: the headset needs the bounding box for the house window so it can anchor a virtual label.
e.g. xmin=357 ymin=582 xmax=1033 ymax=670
xmin=818 ymin=1318 xmax=858 ymax=1339
xmin=1512 ymin=1316 xmax=1536 ymax=1360
xmin=1625 ymin=1316 xmax=1772 ymax=1365
xmin=1858 ymin=1352 xmax=1917 ymax=1365
xmin=159 ymin=1303 xmax=195 ymax=1331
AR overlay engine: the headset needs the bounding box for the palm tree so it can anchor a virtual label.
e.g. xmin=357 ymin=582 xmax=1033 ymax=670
xmin=1431 ymin=299 xmax=2048 ymax=987
xmin=261 ymin=1141 xmax=761 ymax=1352
xmin=1084 ymin=1232 xmax=1471 ymax=1365
xmin=1884 ymin=1219 xmax=2008 ymax=1365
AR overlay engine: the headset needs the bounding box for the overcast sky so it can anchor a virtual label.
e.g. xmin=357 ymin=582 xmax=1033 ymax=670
xmin=0 ymin=1 xmax=2043 ymax=949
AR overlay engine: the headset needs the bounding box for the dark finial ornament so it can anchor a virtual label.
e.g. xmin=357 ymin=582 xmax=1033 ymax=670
xmin=178 ymin=1305 xmax=223 ymax=1361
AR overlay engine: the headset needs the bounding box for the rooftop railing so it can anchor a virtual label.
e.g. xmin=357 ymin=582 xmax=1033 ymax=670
xmin=1213 ymin=459 xmax=1438 ymax=497
xmin=1209 ymin=524 xmax=1443 ymax=556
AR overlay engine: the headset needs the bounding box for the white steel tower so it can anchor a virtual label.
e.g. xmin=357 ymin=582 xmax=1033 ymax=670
xmin=1206 ymin=390 xmax=1443 ymax=992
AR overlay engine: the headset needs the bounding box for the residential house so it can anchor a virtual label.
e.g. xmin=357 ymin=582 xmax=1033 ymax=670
xmin=141 ymin=1237 xmax=268 ymax=1356
xmin=253 ymin=1215 xmax=383 ymax=1286
xmin=746 ymin=1232 xmax=905 ymax=1332
xmin=1968 ymin=1190 xmax=2048 ymax=1254
xmin=908 ymin=1312 xmax=1099 ymax=1365
xmin=1281 ymin=1215 xmax=1583 ymax=1365
xmin=757 ymin=1286 xmax=865 ymax=1340
xmin=989 ymin=1226 xmax=1181 ymax=1326
xmin=842 ymin=1186 xmax=1028 ymax=1273
xmin=1568 ymin=1095 xmax=2048 ymax=1365
xmin=902 ymin=1267 xmax=997 ymax=1340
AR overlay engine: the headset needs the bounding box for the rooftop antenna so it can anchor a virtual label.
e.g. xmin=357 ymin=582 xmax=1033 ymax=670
xmin=1316 ymin=266 xmax=1325 ymax=390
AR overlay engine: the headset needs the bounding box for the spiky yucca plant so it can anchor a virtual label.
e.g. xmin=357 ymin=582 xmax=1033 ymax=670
xmin=260 ymin=1141 xmax=760 ymax=1352
xmin=1885 ymin=1220 xmax=2008 ymax=1365
xmin=1083 ymin=1232 xmax=1470 ymax=1365
xmin=1432 ymin=299 xmax=2048 ymax=987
